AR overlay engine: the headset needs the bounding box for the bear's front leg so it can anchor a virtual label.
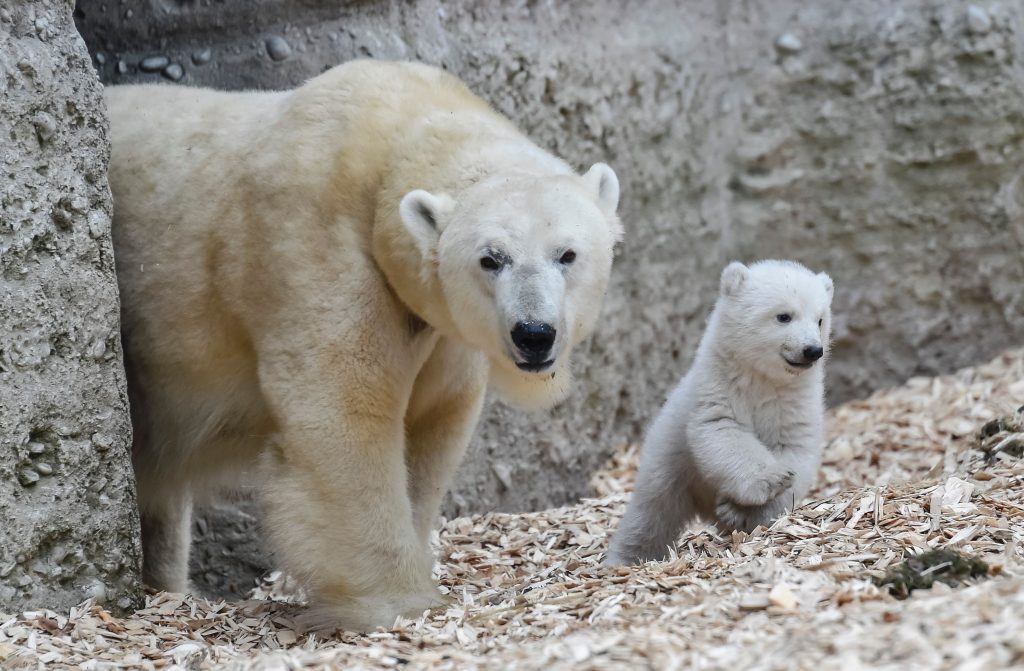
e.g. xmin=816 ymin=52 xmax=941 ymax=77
xmin=257 ymin=340 xmax=440 ymax=633
xmin=687 ymin=415 xmax=794 ymax=509
xmin=405 ymin=338 xmax=488 ymax=547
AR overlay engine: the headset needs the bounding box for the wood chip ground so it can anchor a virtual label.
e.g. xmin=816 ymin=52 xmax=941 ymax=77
xmin=3 ymin=348 xmax=1023 ymax=670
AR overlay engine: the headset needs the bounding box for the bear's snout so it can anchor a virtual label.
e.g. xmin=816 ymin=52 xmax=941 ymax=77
xmin=511 ymin=321 xmax=556 ymax=369
xmin=802 ymin=345 xmax=824 ymax=363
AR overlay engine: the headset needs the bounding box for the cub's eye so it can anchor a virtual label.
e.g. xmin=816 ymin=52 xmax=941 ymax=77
xmin=559 ymin=250 xmax=577 ymax=265
xmin=818 ymin=318 xmax=823 ymax=327
xmin=776 ymin=313 xmax=792 ymax=324
xmin=480 ymin=256 xmax=501 ymax=271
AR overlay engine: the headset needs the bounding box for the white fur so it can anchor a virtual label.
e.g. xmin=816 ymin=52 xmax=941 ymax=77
xmin=605 ymin=260 xmax=833 ymax=565
xmin=105 ymin=60 xmax=622 ymax=631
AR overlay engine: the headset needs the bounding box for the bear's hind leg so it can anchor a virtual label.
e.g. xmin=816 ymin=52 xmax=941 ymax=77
xmin=139 ymin=493 xmax=193 ymax=593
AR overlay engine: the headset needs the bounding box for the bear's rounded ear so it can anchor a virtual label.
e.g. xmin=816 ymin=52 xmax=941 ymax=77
xmin=720 ymin=262 xmax=749 ymax=297
xmin=817 ymin=272 xmax=834 ymax=300
xmin=399 ymin=190 xmax=454 ymax=255
xmin=583 ymin=163 xmax=619 ymax=213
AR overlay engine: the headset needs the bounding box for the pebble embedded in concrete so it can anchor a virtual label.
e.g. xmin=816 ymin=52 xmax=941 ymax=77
xmin=775 ymin=33 xmax=803 ymax=53
xmin=191 ymin=48 xmax=212 ymax=65
xmin=32 ymin=112 xmax=57 ymax=144
xmin=91 ymin=433 xmax=113 ymax=451
xmin=967 ymin=5 xmax=992 ymax=34
xmin=265 ymin=35 xmax=292 ymax=61
xmin=162 ymin=63 xmax=184 ymax=81
xmin=35 ymin=463 xmax=53 ymax=476
xmin=139 ymin=55 xmax=169 ymax=72
xmin=18 ymin=469 xmax=40 ymax=486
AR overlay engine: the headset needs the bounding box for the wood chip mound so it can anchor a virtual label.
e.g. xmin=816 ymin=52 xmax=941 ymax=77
xmin=3 ymin=348 xmax=1022 ymax=670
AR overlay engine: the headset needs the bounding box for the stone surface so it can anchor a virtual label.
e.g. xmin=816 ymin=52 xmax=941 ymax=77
xmin=0 ymin=1 xmax=142 ymax=613
xmin=74 ymin=0 xmax=1024 ymax=596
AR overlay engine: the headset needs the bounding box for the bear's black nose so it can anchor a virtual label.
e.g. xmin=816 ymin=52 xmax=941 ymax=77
xmin=803 ymin=345 xmax=824 ymax=362
xmin=511 ymin=321 xmax=556 ymax=362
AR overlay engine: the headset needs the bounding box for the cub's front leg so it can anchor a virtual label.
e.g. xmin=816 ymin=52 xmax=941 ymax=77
xmin=687 ymin=410 xmax=794 ymax=512
xmin=716 ymin=430 xmax=824 ymax=532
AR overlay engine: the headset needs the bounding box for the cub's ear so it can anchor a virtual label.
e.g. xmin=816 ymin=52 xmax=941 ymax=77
xmin=818 ymin=272 xmax=834 ymax=300
xmin=399 ymin=190 xmax=454 ymax=256
xmin=720 ymin=261 xmax=749 ymax=297
xmin=583 ymin=162 xmax=620 ymax=213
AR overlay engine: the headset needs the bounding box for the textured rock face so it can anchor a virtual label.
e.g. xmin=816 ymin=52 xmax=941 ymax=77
xmin=75 ymin=0 xmax=1024 ymax=596
xmin=0 ymin=2 xmax=141 ymax=613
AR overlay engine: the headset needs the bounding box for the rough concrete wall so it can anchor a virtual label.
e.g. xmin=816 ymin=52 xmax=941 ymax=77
xmin=0 ymin=1 xmax=142 ymax=613
xmin=75 ymin=0 xmax=1024 ymax=596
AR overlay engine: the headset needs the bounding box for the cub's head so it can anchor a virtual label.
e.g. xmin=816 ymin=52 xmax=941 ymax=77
xmin=717 ymin=260 xmax=834 ymax=383
xmin=400 ymin=163 xmax=621 ymax=408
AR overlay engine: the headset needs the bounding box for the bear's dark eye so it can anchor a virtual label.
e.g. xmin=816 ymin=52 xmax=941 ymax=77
xmin=480 ymin=255 xmax=501 ymax=271
xmin=776 ymin=313 xmax=792 ymax=324
xmin=559 ymin=250 xmax=577 ymax=265
xmin=818 ymin=318 xmax=823 ymax=327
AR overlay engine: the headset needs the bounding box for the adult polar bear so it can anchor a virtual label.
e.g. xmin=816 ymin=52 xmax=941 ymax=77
xmin=106 ymin=60 xmax=622 ymax=630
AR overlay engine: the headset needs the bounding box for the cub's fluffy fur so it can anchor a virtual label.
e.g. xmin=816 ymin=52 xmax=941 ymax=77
xmin=606 ymin=260 xmax=834 ymax=565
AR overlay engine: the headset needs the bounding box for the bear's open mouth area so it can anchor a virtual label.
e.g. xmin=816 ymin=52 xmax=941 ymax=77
xmin=783 ymin=356 xmax=814 ymax=370
xmin=516 ymin=360 xmax=554 ymax=372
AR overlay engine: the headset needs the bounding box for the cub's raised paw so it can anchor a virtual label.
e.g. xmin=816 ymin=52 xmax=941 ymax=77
xmin=735 ymin=467 xmax=795 ymax=507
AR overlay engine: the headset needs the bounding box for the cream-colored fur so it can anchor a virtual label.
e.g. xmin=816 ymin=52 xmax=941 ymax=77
xmin=106 ymin=60 xmax=622 ymax=631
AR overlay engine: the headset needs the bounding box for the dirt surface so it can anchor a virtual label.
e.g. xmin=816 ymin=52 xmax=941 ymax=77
xmin=2 ymin=347 xmax=1021 ymax=669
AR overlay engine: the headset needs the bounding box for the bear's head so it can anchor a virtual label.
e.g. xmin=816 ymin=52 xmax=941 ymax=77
xmin=716 ymin=260 xmax=834 ymax=383
xmin=399 ymin=163 xmax=621 ymax=408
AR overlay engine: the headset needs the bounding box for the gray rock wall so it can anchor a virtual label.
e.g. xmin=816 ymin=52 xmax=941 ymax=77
xmin=1 ymin=1 xmax=141 ymax=613
xmin=74 ymin=0 xmax=1024 ymax=596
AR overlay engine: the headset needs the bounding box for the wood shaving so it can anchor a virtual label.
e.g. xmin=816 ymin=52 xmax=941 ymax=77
xmin=2 ymin=347 xmax=1022 ymax=670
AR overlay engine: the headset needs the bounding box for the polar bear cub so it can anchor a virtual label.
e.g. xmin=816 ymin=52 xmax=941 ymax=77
xmin=605 ymin=260 xmax=834 ymax=565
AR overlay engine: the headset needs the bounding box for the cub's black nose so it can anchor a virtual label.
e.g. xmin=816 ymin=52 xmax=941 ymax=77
xmin=511 ymin=321 xmax=556 ymax=362
xmin=803 ymin=345 xmax=824 ymax=362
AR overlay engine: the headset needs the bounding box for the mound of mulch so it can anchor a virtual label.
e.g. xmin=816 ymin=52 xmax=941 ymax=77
xmin=2 ymin=348 xmax=1022 ymax=670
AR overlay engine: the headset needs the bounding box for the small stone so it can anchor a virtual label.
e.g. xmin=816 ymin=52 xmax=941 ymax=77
xmin=774 ymin=33 xmax=803 ymax=54
xmin=162 ymin=63 xmax=184 ymax=81
xmin=18 ymin=469 xmax=40 ymax=486
xmin=139 ymin=55 xmax=170 ymax=73
xmin=27 ymin=441 xmax=46 ymax=455
xmin=91 ymin=432 xmax=113 ymax=451
xmin=116 ymin=60 xmax=128 ymax=75
xmin=191 ymin=48 xmax=212 ymax=65
xmin=265 ymin=35 xmax=292 ymax=61
xmin=89 ymin=338 xmax=107 ymax=360
xmin=739 ymin=593 xmax=771 ymax=611
xmin=32 ymin=111 xmax=57 ymax=144
xmin=95 ymin=52 xmax=107 ymax=65
xmin=34 ymin=462 xmax=53 ymax=476
xmin=491 ymin=462 xmax=513 ymax=490
xmin=967 ymin=5 xmax=992 ymax=34
xmin=768 ymin=583 xmax=799 ymax=610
